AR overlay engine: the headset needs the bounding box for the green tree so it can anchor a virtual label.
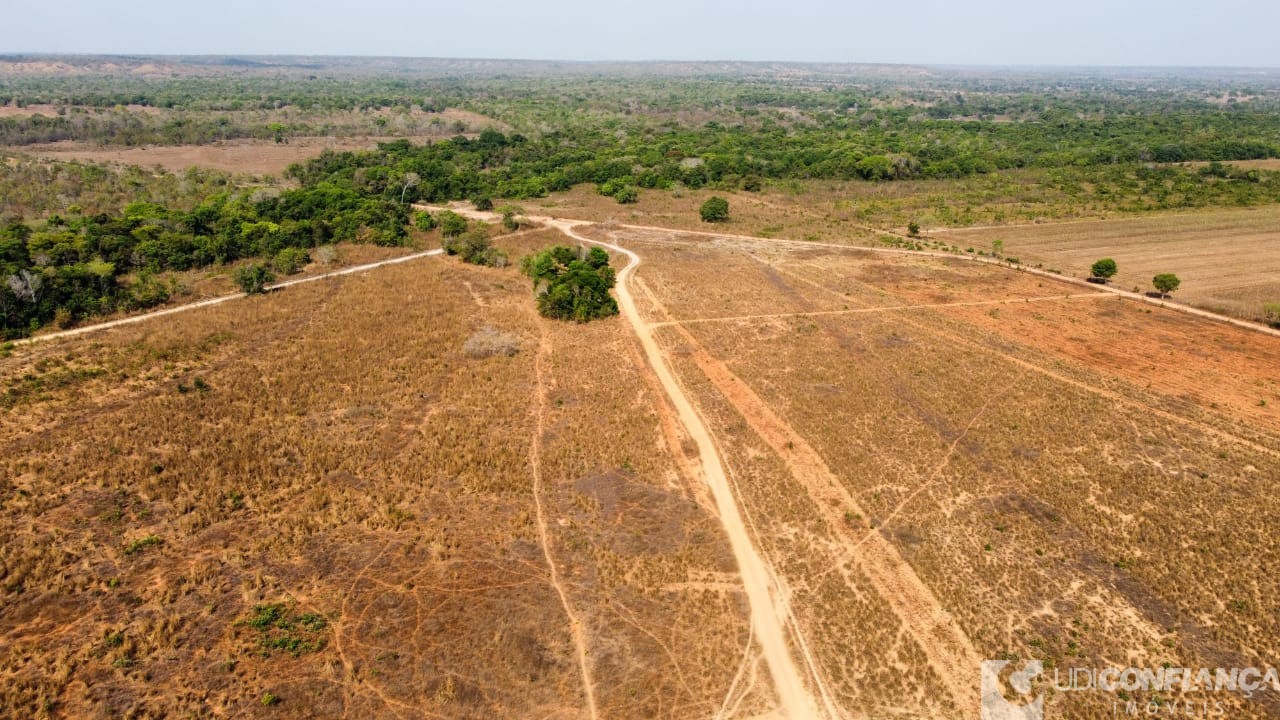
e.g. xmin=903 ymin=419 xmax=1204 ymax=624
xmin=521 ymin=245 xmax=618 ymax=322
xmin=907 ymin=221 xmax=921 ymax=237
xmin=232 ymin=263 xmax=275 ymax=295
xmin=1153 ymin=273 xmax=1181 ymax=297
xmin=472 ymin=196 xmax=493 ymax=211
xmin=700 ymin=196 xmax=729 ymax=223
xmin=437 ymin=210 xmax=468 ymax=238
xmin=1090 ymin=258 xmax=1118 ymax=280
xmin=272 ymin=247 xmax=310 ymax=275
xmin=413 ymin=211 xmax=437 ymax=231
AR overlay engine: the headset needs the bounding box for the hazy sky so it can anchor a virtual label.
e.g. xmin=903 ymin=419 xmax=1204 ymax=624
xmin=5 ymin=0 xmax=1278 ymax=67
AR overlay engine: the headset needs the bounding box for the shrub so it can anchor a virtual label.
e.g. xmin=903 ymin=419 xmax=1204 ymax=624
xmin=123 ymin=534 xmax=162 ymax=556
xmin=907 ymin=221 xmax=921 ymax=237
xmin=313 ymin=245 xmax=338 ymax=265
xmin=521 ymin=245 xmax=618 ymax=322
xmin=443 ymin=228 xmax=507 ymax=267
xmin=232 ymin=263 xmax=275 ymax=295
xmin=413 ymin=211 xmax=437 ymax=231
xmin=699 ymin=196 xmax=729 ymax=222
xmin=471 ymin=196 xmax=493 ymax=211
xmin=613 ymin=186 xmax=639 ymax=204
xmin=1090 ymin=258 xmax=1118 ymax=280
xmin=437 ymin=210 xmax=468 ymax=238
xmin=272 ymin=247 xmax=310 ymax=275
xmin=1264 ymin=302 xmax=1280 ymax=327
xmin=463 ymin=327 xmax=521 ymax=358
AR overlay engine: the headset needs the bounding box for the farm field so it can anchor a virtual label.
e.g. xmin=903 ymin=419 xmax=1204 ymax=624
xmin=0 ymin=228 xmax=764 ymax=719
xmin=573 ymin=222 xmax=1280 ymax=718
xmin=933 ymin=206 xmax=1280 ymax=322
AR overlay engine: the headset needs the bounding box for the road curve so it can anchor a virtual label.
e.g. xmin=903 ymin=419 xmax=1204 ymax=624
xmin=545 ymin=218 xmax=828 ymax=720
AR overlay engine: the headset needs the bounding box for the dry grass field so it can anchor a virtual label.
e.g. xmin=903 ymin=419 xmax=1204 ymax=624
xmin=0 ymin=228 xmax=766 ymax=718
xmin=576 ymin=223 xmax=1280 ymax=718
xmin=4 ymin=208 xmax=1278 ymax=719
xmin=10 ymin=139 xmax=394 ymax=177
xmin=934 ymin=206 xmax=1280 ymax=321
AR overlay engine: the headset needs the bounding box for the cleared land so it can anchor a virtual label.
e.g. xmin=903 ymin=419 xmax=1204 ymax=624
xmin=0 ymin=229 xmax=767 ymax=719
xmin=576 ymin=223 xmax=1280 ymax=718
xmin=4 ymin=210 xmax=1279 ymax=719
xmin=934 ymin=206 xmax=1280 ymax=321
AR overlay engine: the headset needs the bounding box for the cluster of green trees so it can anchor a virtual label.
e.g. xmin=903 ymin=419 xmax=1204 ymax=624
xmin=0 ymin=178 xmax=408 ymax=336
xmin=520 ymin=246 xmax=619 ymax=322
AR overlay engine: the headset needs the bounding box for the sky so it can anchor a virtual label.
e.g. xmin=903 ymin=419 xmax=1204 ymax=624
xmin=4 ymin=0 xmax=1278 ymax=67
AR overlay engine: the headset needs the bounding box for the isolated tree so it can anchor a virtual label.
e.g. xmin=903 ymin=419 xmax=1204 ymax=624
xmin=232 ymin=263 xmax=275 ymax=295
xmin=1152 ymin=273 xmax=1181 ymax=297
xmin=521 ymin=245 xmax=618 ymax=322
xmin=1090 ymin=258 xmax=1118 ymax=280
xmin=700 ymin=196 xmax=729 ymax=223
xmin=907 ymin=221 xmax=921 ymax=237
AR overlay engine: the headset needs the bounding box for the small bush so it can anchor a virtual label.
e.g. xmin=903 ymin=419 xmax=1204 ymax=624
xmin=413 ymin=210 xmax=437 ymax=231
xmin=1262 ymin=302 xmax=1280 ymax=327
xmin=463 ymin=327 xmax=521 ymax=358
xmin=443 ymin=228 xmax=507 ymax=267
xmin=232 ymin=264 xmax=275 ymax=295
xmin=313 ymin=245 xmax=338 ymax=265
xmin=272 ymin=247 xmax=310 ymax=275
xmin=123 ymin=534 xmax=162 ymax=556
xmin=700 ymin=196 xmax=729 ymax=223
xmin=437 ymin=210 xmax=468 ymax=238
xmin=471 ymin=196 xmax=493 ymax=211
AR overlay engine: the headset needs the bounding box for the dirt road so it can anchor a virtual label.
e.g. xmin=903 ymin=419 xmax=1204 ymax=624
xmin=545 ymin=218 xmax=831 ymax=720
xmin=12 ymin=248 xmax=444 ymax=346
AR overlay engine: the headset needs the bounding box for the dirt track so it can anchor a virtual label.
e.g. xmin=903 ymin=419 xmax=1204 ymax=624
xmin=547 ymin=218 xmax=831 ymax=719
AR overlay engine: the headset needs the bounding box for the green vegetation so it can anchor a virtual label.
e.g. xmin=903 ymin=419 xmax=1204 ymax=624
xmin=122 ymin=534 xmax=162 ymax=556
xmin=520 ymin=246 xmax=619 ymax=322
xmin=1090 ymin=258 xmax=1118 ymax=280
xmin=1264 ymin=302 xmax=1280 ymax=327
xmin=700 ymin=196 xmax=730 ymax=223
xmin=1153 ymin=273 xmax=1182 ymax=296
xmin=240 ymin=603 xmax=329 ymax=658
xmin=0 ymin=159 xmax=409 ymax=336
xmin=442 ymin=227 xmax=507 ymax=267
xmin=232 ymin=264 xmax=275 ymax=295
xmin=5 ymin=60 xmax=1280 ymax=335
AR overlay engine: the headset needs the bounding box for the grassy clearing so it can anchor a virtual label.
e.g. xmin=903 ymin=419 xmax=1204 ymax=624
xmin=628 ymin=229 xmax=1280 ymax=718
xmin=0 ymin=228 xmax=755 ymax=718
